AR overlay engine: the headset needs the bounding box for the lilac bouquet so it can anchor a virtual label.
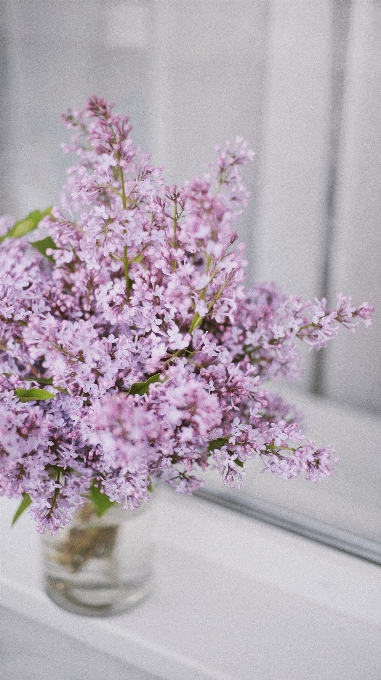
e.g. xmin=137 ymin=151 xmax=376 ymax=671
xmin=0 ymin=97 xmax=373 ymax=533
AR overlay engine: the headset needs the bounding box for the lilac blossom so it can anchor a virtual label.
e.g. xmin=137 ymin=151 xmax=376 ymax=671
xmin=0 ymin=96 xmax=373 ymax=533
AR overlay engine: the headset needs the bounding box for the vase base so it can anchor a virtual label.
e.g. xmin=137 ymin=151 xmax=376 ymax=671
xmin=44 ymin=575 xmax=152 ymax=617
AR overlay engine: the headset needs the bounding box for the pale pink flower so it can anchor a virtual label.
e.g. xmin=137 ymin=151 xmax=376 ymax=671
xmin=0 ymin=97 xmax=372 ymax=532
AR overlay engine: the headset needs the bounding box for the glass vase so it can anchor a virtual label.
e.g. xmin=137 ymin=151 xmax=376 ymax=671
xmin=41 ymin=498 xmax=154 ymax=617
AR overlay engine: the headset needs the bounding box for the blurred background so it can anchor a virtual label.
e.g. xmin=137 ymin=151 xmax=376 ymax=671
xmin=1 ymin=0 xmax=381 ymax=558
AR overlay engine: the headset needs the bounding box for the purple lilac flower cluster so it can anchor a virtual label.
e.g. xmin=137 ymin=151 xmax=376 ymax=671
xmin=0 ymin=97 xmax=373 ymax=533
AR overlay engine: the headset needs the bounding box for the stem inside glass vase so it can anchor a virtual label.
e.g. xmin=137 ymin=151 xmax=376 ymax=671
xmin=41 ymin=499 xmax=154 ymax=617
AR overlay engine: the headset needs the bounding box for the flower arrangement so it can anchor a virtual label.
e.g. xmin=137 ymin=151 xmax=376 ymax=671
xmin=0 ymin=96 xmax=373 ymax=534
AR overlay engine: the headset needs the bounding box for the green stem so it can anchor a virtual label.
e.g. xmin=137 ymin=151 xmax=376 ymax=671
xmin=27 ymin=363 xmax=40 ymax=378
xmin=161 ymin=347 xmax=197 ymax=369
xmin=119 ymin=167 xmax=127 ymax=210
xmin=95 ymin=184 xmax=123 ymax=199
xmin=50 ymin=343 xmax=85 ymax=363
xmin=123 ymin=245 xmax=130 ymax=300
xmin=46 ymin=469 xmax=62 ymax=521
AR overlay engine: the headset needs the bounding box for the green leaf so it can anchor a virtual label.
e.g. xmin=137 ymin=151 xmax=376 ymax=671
xmin=24 ymin=376 xmax=54 ymax=385
xmin=12 ymin=493 xmax=32 ymax=526
xmin=189 ymin=311 xmax=203 ymax=333
xmin=89 ymin=482 xmax=115 ymax=518
xmin=207 ymin=437 xmax=230 ymax=451
xmin=14 ymin=387 xmax=57 ymax=402
xmin=23 ymin=377 xmax=69 ymax=396
xmin=130 ymin=253 xmax=144 ymax=264
xmin=30 ymin=235 xmax=57 ymax=260
xmin=0 ymin=207 xmax=52 ymax=244
xmin=129 ymin=373 xmax=161 ymax=396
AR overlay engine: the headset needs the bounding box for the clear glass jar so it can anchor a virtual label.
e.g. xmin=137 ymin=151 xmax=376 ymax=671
xmin=41 ymin=498 xmax=154 ymax=617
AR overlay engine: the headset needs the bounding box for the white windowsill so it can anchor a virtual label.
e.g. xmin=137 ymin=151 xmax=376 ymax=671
xmin=1 ymin=484 xmax=381 ymax=680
